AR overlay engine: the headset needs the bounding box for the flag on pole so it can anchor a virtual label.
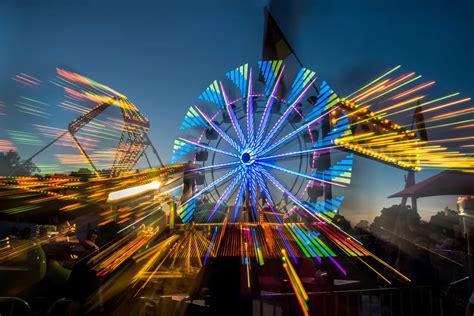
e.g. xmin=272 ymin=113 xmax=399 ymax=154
xmin=262 ymin=8 xmax=293 ymax=61
xmin=260 ymin=8 xmax=293 ymax=99
xmin=412 ymin=100 xmax=428 ymax=142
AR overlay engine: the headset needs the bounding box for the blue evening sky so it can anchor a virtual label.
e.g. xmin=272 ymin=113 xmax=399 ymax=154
xmin=0 ymin=0 xmax=472 ymax=223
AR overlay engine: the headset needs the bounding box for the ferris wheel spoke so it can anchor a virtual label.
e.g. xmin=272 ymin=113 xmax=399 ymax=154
xmin=257 ymin=161 xmax=346 ymax=188
xmin=195 ymin=106 xmax=242 ymax=152
xmin=268 ymin=202 xmax=284 ymax=223
xmin=232 ymin=181 xmax=246 ymax=222
xmin=256 ymin=64 xmax=286 ymax=145
xmin=247 ymin=168 xmax=259 ymax=219
xmin=253 ymin=166 xmax=284 ymax=223
xmin=253 ymin=165 xmax=274 ymax=205
xmin=219 ymin=81 xmax=246 ymax=147
xmin=258 ymin=77 xmax=317 ymax=152
xmin=185 ymin=161 xmax=240 ymax=172
xmin=178 ymin=137 xmax=239 ymax=159
xmin=181 ymin=165 xmax=242 ymax=206
xmin=246 ymin=70 xmax=255 ymax=146
xmin=260 ymin=106 xmax=337 ymax=156
xmin=258 ymin=168 xmax=331 ymax=223
xmin=208 ymin=172 xmax=242 ymax=221
xmin=258 ymin=145 xmax=339 ymax=161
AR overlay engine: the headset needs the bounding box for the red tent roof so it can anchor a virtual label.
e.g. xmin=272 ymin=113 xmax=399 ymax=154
xmin=389 ymin=170 xmax=474 ymax=199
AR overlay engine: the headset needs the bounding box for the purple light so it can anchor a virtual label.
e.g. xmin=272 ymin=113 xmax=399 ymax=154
xmin=195 ymin=106 xmax=242 ymax=152
xmin=276 ymin=225 xmax=298 ymax=264
xmin=246 ymin=70 xmax=255 ymax=145
xmin=258 ymin=161 xmax=346 ymax=187
xmin=208 ymin=172 xmax=242 ymax=221
xmin=256 ymin=65 xmax=286 ymax=144
xmin=219 ymin=81 xmax=246 ymax=147
xmin=233 ymin=181 xmax=245 ymax=222
xmin=268 ymin=203 xmax=282 ymax=224
xmin=258 ymin=145 xmax=339 ymax=161
xmin=260 ymin=105 xmax=338 ymax=156
xmin=181 ymin=165 xmax=241 ymax=207
xmin=185 ymin=161 xmax=240 ymax=172
xmin=259 ymin=168 xmax=330 ymax=224
xmin=257 ymin=78 xmax=317 ymax=151
xmin=178 ymin=137 xmax=239 ymax=158
xmin=204 ymin=226 xmax=218 ymax=265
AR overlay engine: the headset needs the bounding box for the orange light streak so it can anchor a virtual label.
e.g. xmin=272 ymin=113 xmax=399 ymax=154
xmin=391 ymin=81 xmax=435 ymax=100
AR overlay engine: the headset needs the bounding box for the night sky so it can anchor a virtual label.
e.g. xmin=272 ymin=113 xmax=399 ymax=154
xmin=0 ymin=0 xmax=472 ymax=224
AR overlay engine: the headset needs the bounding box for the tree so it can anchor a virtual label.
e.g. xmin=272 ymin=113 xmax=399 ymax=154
xmin=0 ymin=150 xmax=39 ymax=176
xmin=70 ymin=168 xmax=92 ymax=176
xmin=70 ymin=168 xmax=93 ymax=180
xmin=355 ymin=220 xmax=369 ymax=232
xmin=429 ymin=207 xmax=459 ymax=237
xmin=333 ymin=214 xmax=352 ymax=232
xmin=370 ymin=204 xmax=421 ymax=236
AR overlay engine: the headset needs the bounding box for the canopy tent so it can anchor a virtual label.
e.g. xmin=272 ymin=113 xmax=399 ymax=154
xmin=389 ymin=170 xmax=474 ymax=199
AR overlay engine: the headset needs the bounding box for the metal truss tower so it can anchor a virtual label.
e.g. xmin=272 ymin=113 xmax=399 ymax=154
xmin=24 ymin=96 xmax=164 ymax=178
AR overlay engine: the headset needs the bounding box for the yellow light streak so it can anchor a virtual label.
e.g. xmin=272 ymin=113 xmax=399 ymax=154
xmin=390 ymin=81 xmax=435 ymax=100
xmin=345 ymin=65 xmax=401 ymax=99
xmin=351 ymin=80 xmax=389 ymax=103
xmin=373 ymin=95 xmax=426 ymax=115
xmin=359 ymin=75 xmax=422 ymax=105
xmin=454 ymin=124 xmax=474 ymax=130
xmin=107 ymin=181 xmax=161 ymax=202
xmin=420 ymin=97 xmax=471 ymax=114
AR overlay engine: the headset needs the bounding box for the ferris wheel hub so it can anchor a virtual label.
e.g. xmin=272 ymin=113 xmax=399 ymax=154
xmin=240 ymin=150 xmax=255 ymax=166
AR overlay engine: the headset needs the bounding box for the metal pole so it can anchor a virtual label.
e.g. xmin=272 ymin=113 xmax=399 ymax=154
xmin=143 ymin=151 xmax=152 ymax=169
xmin=69 ymin=131 xmax=101 ymax=178
xmin=11 ymin=130 xmax=69 ymax=175
xmin=145 ymin=134 xmax=164 ymax=168
xmin=401 ymin=170 xmax=415 ymax=207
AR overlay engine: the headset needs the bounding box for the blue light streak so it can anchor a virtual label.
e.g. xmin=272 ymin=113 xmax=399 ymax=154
xmin=208 ymin=171 xmax=242 ymax=221
xmin=260 ymin=105 xmax=339 ymax=156
xmin=232 ymin=181 xmax=246 ymax=222
xmin=255 ymin=64 xmax=286 ymax=144
xmin=257 ymin=78 xmax=317 ymax=151
xmin=185 ymin=161 xmax=240 ymax=172
xmin=181 ymin=165 xmax=241 ymax=207
xmin=195 ymin=106 xmax=242 ymax=152
xmin=204 ymin=226 xmax=218 ymax=265
xmin=276 ymin=225 xmax=298 ymax=263
xmin=246 ymin=70 xmax=255 ymax=145
xmin=219 ymin=81 xmax=246 ymax=147
xmin=257 ymin=161 xmax=346 ymax=187
xmin=178 ymin=137 xmax=239 ymax=159
xmin=258 ymin=145 xmax=339 ymax=161
xmin=258 ymin=167 xmax=332 ymax=224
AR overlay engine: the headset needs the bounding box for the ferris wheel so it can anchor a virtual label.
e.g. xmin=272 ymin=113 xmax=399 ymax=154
xmin=172 ymin=61 xmax=354 ymax=224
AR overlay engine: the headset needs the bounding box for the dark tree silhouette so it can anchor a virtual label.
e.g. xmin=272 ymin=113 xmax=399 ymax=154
xmin=333 ymin=214 xmax=352 ymax=233
xmin=370 ymin=204 xmax=421 ymax=237
xmin=70 ymin=167 xmax=93 ymax=180
xmin=70 ymin=168 xmax=92 ymax=176
xmin=0 ymin=150 xmax=39 ymax=176
xmin=354 ymin=220 xmax=369 ymax=233
xmin=429 ymin=207 xmax=459 ymax=237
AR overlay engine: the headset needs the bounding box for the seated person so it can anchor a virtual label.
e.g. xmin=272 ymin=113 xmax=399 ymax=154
xmin=82 ymin=230 xmax=99 ymax=253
